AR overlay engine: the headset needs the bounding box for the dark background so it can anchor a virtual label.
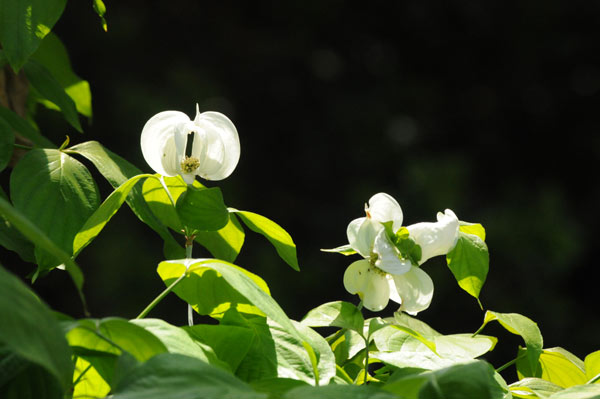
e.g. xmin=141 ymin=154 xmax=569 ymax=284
xmin=4 ymin=1 xmax=600 ymax=371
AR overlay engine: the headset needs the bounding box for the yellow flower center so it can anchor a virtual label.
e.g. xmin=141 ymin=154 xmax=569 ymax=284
xmin=368 ymin=254 xmax=387 ymax=276
xmin=181 ymin=156 xmax=200 ymax=173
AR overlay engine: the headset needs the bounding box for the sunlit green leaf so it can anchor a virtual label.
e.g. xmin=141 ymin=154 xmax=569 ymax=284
xmin=111 ymin=353 xmax=265 ymax=399
xmin=66 ymin=318 xmax=167 ymax=362
xmin=510 ymin=377 xmax=563 ymax=398
xmin=475 ymin=311 xmax=543 ymax=376
xmin=24 ymin=59 xmax=82 ymax=132
xmin=72 ymin=174 xmax=153 ymax=258
xmin=10 ymin=148 xmax=99 ymax=271
xmin=585 ymin=350 xmax=600 ymax=383
xmin=32 ymin=33 xmax=92 ymax=118
xmin=301 ymin=301 xmax=364 ymax=334
xmin=176 ymin=185 xmax=229 ymax=232
xmin=0 ymin=265 xmax=73 ymax=392
xmin=293 ymin=321 xmax=336 ymax=385
xmin=195 ymin=212 xmax=245 ymax=262
xmin=320 ymin=244 xmax=357 ymax=256
xmin=434 ymin=334 xmax=497 ymax=361
xmin=141 ymin=174 xmax=185 ymax=231
xmin=69 ymin=141 xmax=184 ymax=258
xmin=383 ymin=360 xmax=505 ymax=399
xmin=72 ymin=356 xmax=110 ymax=399
xmin=231 ymin=209 xmax=299 ymax=271
xmin=283 ymin=384 xmax=398 ymax=399
xmin=459 ymin=221 xmax=486 ymax=241
xmin=547 ymin=384 xmax=600 ymax=398
xmin=446 ymin=231 xmax=489 ymax=303
xmin=157 ymin=260 xmax=270 ymax=319
xmin=92 ymin=0 xmax=107 ymax=31
xmin=0 ymin=0 xmax=67 ymax=71
xmin=517 ymin=347 xmax=587 ymax=388
xmin=130 ymin=318 xmax=225 ymax=368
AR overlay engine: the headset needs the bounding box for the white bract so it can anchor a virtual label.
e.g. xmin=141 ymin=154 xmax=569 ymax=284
xmin=342 ymin=193 xmax=459 ymax=314
xmin=141 ymin=105 xmax=240 ymax=184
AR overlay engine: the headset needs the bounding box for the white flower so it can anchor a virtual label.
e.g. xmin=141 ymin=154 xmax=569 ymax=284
xmin=342 ymin=193 xmax=459 ymax=315
xmin=140 ymin=105 xmax=240 ymax=184
xmin=407 ymin=209 xmax=460 ymax=265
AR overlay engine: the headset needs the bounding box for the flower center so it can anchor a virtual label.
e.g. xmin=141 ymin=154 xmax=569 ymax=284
xmin=181 ymin=156 xmax=200 ymax=173
xmin=368 ymin=254 xmax=387 ymax=276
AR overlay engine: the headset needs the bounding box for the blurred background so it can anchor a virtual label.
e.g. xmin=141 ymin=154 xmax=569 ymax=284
xmin=3 ymin=1 xmax=599 ymax=369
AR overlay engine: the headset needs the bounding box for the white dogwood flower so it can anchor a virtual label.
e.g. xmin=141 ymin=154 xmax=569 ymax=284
xmin=140 ymin=105 xmax=240 ymax=184
xmin=342 ymin=193 xmax=459 ymax=314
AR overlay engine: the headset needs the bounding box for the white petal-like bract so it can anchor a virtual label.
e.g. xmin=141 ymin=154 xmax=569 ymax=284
xmin=366 ymin=192 xmax=403 ymax=232
xmin=406 ymin=209 xmax=459 ymax=264
xmin=373 ymin=230 xmax=412 ymax=275
xmin=140 ymin=107 xmax=240 ymax=183
xmin=392 ymin=267 xmax=434 ymax=315
xmin=343 ymin=260 xmax=390 ymax=311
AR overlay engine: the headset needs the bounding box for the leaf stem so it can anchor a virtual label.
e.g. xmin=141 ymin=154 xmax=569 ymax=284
xmin=135 ymin=272 xmax=186 ymax=319
xmin=495 ymin=351 xmax=527 ymax=373
xmin=185 ymin=236 xmax=194 ymax=326
xmin=158 ymin=175 xmax=177 ymax=208
xmin=363 ymin=336 xmax=370 ymax=384
xmin=13 ymin=143 xmax=34 ymax=150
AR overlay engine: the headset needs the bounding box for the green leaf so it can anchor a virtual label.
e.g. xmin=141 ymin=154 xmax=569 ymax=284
xmin=92 ymin=0 xmax=107 ymax=31
xmin=24 ymin=59 xmax=82 ymax=132
xmin=393 ymin=311 xmax=442 ymax=338
xmin=0 ymin=359 xmax=63 ymax=399
xmin=320 ymin=244 xmax=357 ymax=256
xmin=0 ymin=0 xmax=66 ymax=71
xmin=31 ymin=33 xmax=92 ymax=118
xmin=231 ymin=209 xmax=299 ymax=271
xmin=190 ymin=310 xmax=331 ymax=385
xmin=195 ymin=212 xmax=245 ymax=262
xmin=0 ymin=194 xmax=84 ymax=292
xmin=434 ymin=334 xmax=497 ymax=361
xmin=283 ymin=384 xmax=399 ymax=399
xmin=0 ymin=265 xmax=73 ymax=392
xmin=510 ymin=377 xmax=564 ymax=398
xmin=0 ymin=187 xmax=34 ymax=262
xmin=130 ymin=318 xmax=225 ymax=368
xmin=294 ymin=321 xmax=336 ymax=385
xmin=547 ymin=384 xmax=600 ymax=398
xmin=72 ymin=174 xmax=154 ymax=258
xmin=72 ymin=356 xmax=110 ymax=399
xmin=10 ymin=148 xmax=99 ymax=271
xmin=68 ymin=141 xmax=184 ymax=258
xmin=446 ymin=231 xmax=489 ymax=303
xmin=383 ymin=360 xmax=505 ymax=399
xmin=159 ymin=259 xmax=302 ymax=343
xmin=585 ymin=350 xmax=600 ymax=383
xmin=0 ymin=105 xmax=54 ymax=147
xmin=111 ymin=353 xmax=265 ymax=399
xmin=186 ymin=322 xmax=255 ymax=374
xmin=157 ymin=259 xmax=270 ymax=318
xmin=0 ymin=115 xmax=14 ymax=171
xmin=459 ymin=221 xmax=486 ymax=241
xmin=301 ymin=301 xmax=365 ymax=335
xmin=66 ymin=318 xmax=167 ymax=362
xmin=141 ymin=174 xmax=185 ymax=231
xmin=517 ymin=347 xmax=587 ymax=388
xmin=475 ymin=311 xmax=543 ymax=376
xmin=250 ymin=378 xmax=309 ymax=397
xmin=176 ymin=185 xmax=229 ymax=232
